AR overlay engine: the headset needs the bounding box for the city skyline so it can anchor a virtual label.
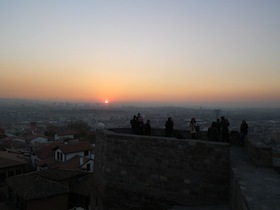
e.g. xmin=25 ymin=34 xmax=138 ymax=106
xmin=1 ymin=1 xmax=280 ymax=108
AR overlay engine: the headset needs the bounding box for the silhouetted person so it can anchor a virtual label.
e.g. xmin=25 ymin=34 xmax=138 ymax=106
xmin=144 ymin=119 xmax=151 ymax=135
xmin=216 ymin=118 xmax=221 ymax=140
xmin=207 ymin=122 xmax=219 ymax=141
xmin=240 ymin=120 xmax=248 ymax=146
xmin=130 ymin=115 xmax=137 ymax=134
xmin=165 ymin=117 xmax=173 ymax=137
xmin=136 ymin=113 xmax=144 ymax=134
xmin=190 ymin=118 xmax=198 ymax=139
xmin=221 ymin=116 xmax=229 ymax=142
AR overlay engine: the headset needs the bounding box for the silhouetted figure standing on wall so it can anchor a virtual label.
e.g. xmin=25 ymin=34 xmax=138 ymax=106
xmin=221 ymin=116 xmax=230 ymax=142
xmin=216 ymin=118 xmax=221 ymax=140
xmin=165 ymin=117 xmax=173 ymax=137
xmin=207 ymin=122 xmax=219 ymax=141
xmin=240 ymin=120 xmax=248 ymax=146
xmin=130 ymin=115 xmax=137 ymax=134
xmin=190 ymin=118 xmax=198 ymax=139
xmin=144 ymin=119 xmax=151 ymax=135
xmin=136 ymin=113 xmax=144 ymax=134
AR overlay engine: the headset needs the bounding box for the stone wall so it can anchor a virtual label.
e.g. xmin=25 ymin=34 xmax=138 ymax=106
xmin=230 ymin=167 xmax=249 ymax=210
xmin=229 ymin=144 xmax=280 ymax=210
xmin=246 ymin=137 xmax=272 ymax=167
xmin=94 ymin=129 xmax=230 ymax=209
xmin=109 ymin=127 xmax=191 ymax=139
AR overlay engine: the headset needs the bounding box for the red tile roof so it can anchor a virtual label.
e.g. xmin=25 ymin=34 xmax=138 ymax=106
xmin=54 ymin=141 xmax=94 ymax=154
xmin=35 ymin=168 xmax=85 ymax=182
xmin=1 ymin=136 xmax=25 ymax=142
xmin=0 ymin=151 xmax=26 ymax=168
xmin=56 ymin=155 xmax=83 ymax=171
xmin=35 ymin=142 xmax=63 ymax=160
xmin=6 ymin=173 xmax=69 ymax=200
xmin=37 ymin=155 xmax=90 ymax=172
xmin=36 ymin=159 xmax=58 ymax=168
xmin=24 ymin=134 xmax=48 ymax=141
xmin=56 ymin=130 xmax=78 ymax=136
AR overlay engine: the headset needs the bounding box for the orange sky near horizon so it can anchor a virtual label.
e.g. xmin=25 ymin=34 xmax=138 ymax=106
xmin=1 ymin=1 xmax=280 ymax=108
xmin=1 ymin=59 xmax=279 ymax=106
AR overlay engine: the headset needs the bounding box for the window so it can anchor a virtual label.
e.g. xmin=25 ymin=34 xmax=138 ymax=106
xmin=16 ymin=169 xmax=22 ymax=175
xmin=84 ymin=150 xmax=89 ymax=156
xmin=0 ymin=172 xmax=5 ymax=183
xmin=87 ymin=163 xmax=91 ymax=171
xmin=56 ymin=151 xmax=63 ymax=161
xmin=8 ymin=170 xmax=14 ymax=177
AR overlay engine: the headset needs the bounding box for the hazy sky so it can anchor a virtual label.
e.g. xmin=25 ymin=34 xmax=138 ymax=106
xmin=1 ymin=0 xmax=280 ymax=108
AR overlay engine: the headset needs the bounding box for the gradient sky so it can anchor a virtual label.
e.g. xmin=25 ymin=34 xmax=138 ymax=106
xmin=1 ymin=0 xmax=280 ymax=108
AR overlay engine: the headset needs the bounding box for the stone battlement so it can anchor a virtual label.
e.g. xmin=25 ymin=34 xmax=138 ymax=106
xmin=94 ymin=128 xmax=230 ymax=208
xmin=91 ymin=128 xmax=280 ymax=210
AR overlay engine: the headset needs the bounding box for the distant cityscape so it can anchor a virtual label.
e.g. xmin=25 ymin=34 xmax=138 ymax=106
xmin=0 ymin=98 xmax=280 ymax=209
xmin=1 ymin=98 xmax=280 ymax=142
xmin=1 ymin=98 xmax=280 ymax=156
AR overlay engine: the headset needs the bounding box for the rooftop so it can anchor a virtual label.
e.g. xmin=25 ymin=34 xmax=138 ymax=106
xmin=54 ymin=141 xmax=94 ymax=154
xmin=6 ymin=172 xmax=69 ymax=200
xmin=0 ymin=151 xmax=26 ymax=168
xmin=35 ymin=168 xmax=85 ymax=182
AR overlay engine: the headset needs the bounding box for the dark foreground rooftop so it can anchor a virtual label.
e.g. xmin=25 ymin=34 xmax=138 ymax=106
xmin=6 ymin=173 xmax=69 ymax=200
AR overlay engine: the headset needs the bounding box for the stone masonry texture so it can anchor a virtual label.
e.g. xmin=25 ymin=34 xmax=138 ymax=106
xmin=94 ymin=129 xmax=230 ymax=208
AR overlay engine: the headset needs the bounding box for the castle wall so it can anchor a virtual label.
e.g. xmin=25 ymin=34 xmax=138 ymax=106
xmin=229 ymin=143 xmax=280 ymax=210
xmin=246 ymin=136 xmax=273 ymax=167
xmin=94 ymin=129 xmax=230 ymax=208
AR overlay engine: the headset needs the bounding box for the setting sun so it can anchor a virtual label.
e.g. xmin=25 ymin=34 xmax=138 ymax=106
xmin=104 ymin=100 xmax=109 ymax=104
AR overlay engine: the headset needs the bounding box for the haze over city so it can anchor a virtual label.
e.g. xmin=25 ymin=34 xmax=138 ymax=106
xmin=1 ymin=0 xmax=280 ymax=108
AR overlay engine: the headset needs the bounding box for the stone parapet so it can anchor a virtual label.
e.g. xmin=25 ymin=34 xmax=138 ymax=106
xmin=94 ymin=129 xmax=230 ymax=208
xmin=246 ymin=137 xmax=272 ymax=167
xmin=230 ymin=146 xmax=280 ymax=210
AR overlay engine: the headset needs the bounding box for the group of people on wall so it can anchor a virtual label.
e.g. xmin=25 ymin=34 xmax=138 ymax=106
xmin=165 ymin=117 xmax=199 ymax=139
xmin=207 ymin=116 xmax=230 ymax=142
xmin=130 ymin=113 xmax=248 ymax=146
xmin=207 ymin=116 xmax=248 ymax=146
xmin=130 ymin=113 xmax=151 ymax=135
